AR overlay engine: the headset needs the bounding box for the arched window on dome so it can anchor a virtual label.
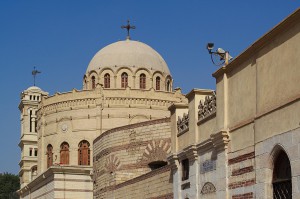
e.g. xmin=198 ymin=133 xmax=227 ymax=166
xmin=121 ymin=72 xmax=128 ymax=88
xmin=104 ymin=73 xmax=110 ymax=88
xmin=78 ymin=140 xmax=90 ymax=165
xmin=140 ymin=74 xmax=146 ymax=89
xmin=156 ymin=76 xmax=161 ymax=90
xmin=166 ymin=80 xmax=171 ymax=92
xmin=273 ymin=150 xmax=292 ymax=198
xmin=46 ymin=144 xmax=53 ymax=168
xmin=91 ymin=76 xmax=96 ymax=89
xmin=60 ymin=142 xmax=69 ymax=165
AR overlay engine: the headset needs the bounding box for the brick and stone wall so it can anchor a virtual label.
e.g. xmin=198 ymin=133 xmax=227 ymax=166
xmin=93 ymin=118 xmax=172 ymax=198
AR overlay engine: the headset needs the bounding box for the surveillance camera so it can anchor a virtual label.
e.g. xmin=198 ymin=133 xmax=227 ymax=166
xmin=217 ymin=48 xmax=225 ymax=54
xmin=206 ymin=43 xmax=214 ymax=51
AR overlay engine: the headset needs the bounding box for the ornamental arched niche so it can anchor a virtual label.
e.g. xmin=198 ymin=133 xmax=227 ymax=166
xmin=139 ymin=139 xmax=171 ymax=170
xmin=201 ymin=182 xmax=216 ymax=195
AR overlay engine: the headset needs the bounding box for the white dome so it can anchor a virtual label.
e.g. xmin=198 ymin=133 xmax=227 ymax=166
xmin=86 ymin=39 xmax=170 ymax=74
xmin=26 ymin=86 xmax=42 ymax=92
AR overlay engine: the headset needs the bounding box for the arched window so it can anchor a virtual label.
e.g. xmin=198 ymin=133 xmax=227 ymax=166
xmin=156 ymin=76 xmax=160 ymax=90
xmin=121 ymin=72 xmax=128 ymax=88
xmin=91 ymin=76 xmax=96 ymax=89
xmin=104 ymin=73 xmax=110 ymax=88
xmin=166 ymin=80 xmax=171 ymax=91
xmin=273 ymin=150 xmax=292 ymax=198
xmin=78 ymin=140 xmax=90 ymax=165
xmin=47 ymin=144 xmax=53 ymax=168
xmin=140 ymin=74 xmax=146 ymax=89
xmin=60 ymin=142 xmax=69 ymax=165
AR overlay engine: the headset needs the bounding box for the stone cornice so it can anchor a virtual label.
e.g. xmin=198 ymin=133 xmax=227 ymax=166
xmin=185 ymin=89 xmax=214 ymax=101
xmin=177 ymin=144 xmax=198 ymax=161
xmin=213 ymin=8 xmax=300 ymax=78
xmin=168 ymin=103 xmax=188 ymax=113
xmin=167 ymin=154 xmax=179 ymax=169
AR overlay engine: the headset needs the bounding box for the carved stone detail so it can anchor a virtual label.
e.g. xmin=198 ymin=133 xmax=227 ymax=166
xmin=140 ymin=140 xmax=171 ymax=163
xmin=104 ymin=154 xmax=120 ymax=174
xmin=126 ymin=130 xmax=142 ymax=155
xmin=201 ymin=182 xmax=216 ymax=194
xmin=177 ymin=112 xmax=189 ymax=134
xmin=198 ymin=92 xmax=216 ymax=121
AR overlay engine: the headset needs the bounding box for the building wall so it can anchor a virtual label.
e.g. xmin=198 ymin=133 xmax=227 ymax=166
xmin=37 ymin=87 xmax=185 ymax=173
xmin=169 ymin=9 xmax=300 ymax=199
xmin=112 ymin=165 xmax=173 ymax=199
xmin=93 ymin=118 xmax=172 ymax=198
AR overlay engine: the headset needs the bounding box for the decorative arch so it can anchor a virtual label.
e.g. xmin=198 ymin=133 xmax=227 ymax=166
xmin=140 ymin=139 xmax=171 ymax=169
xmin=134 ymin=67 xmax=152 ymax=76
xmin=78 ymin=140 xmax=90 ymax=165
xmin=105 ymin=154 xmax=121 ymax=174
xmin=201 ymin=182 xmax=216 ymax=194
xmin=99 ymin=67 xmax=115 ymax=75
xmin=115 ymin=66 xmax=134 ymax=75
xmin=88 ymin=70 xmax=99 ymax=77
xmin=46 ymin=144 xmax=53 ymax=168
xmin=60 ymin=142 xmax=69 ymax=165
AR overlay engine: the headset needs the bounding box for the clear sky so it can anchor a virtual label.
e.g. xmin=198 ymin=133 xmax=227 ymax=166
xmin=0 ymin=1 xmax=298 ymax=174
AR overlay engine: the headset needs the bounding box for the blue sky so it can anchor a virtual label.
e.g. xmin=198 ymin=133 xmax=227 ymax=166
xmin=0 ymin=1 xmax=298 ymax=174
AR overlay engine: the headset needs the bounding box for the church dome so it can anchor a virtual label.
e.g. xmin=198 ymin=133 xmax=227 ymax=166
xmin=26 ymin=86 xmax=42 ymax=92
xmin=86 ymin=39 xmax=170 ymax=74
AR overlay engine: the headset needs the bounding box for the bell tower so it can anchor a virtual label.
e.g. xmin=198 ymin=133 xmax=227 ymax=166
xmin=18 ymin=86 xmax=48 ymax=188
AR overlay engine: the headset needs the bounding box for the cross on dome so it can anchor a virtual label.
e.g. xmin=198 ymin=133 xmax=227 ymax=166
xmin=121 ymin=20 xmax=135 ymax=40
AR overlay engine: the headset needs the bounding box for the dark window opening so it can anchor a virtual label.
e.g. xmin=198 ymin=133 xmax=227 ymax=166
xmin=91 ymin=76 xmax=96 ymax=89
xmin=47 ymin=144 xmax=53 ymax=168
xmin=156 ymin=76 xmax=160 ymax=90
xmin=29 ymin=110 xmax=32 ymax=132
xmin=182 ymin=159 xmax=189 ymax=181
xmin=148 ymin=161 xmax=167 ymax=170
xmin=104 ymin=73 xmax=110 ymax=88
xmin=273 ymin=150 xmax=292 ymax=199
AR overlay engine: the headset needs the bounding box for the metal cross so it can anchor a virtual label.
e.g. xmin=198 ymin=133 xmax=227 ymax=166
xmin=32 ymin=67 xmax=41 ymax=86
xmin=121 ymin=20 xmax=135 ymax=39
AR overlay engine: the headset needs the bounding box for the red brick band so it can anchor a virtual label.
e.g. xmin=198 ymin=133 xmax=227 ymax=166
xmin=232 ymin=192 xmax=254 ymax=199
xmin=228 ymin=152 xmax=255 ymax=165
xmin=231 ymin=166 xmax=254 ymax=176
xmin=228 ymin=179 xmax=255 ymax=189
